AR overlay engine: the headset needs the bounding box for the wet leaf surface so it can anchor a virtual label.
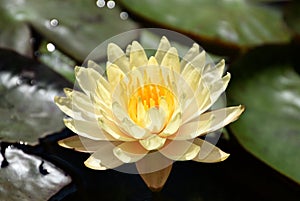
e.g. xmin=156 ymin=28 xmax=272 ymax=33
xmin=0 ymin=146 xmax=71 ymax=201
xmin=120 ymin=0 xmax=291 ymax=55
xmin=228 ymin=45 xmax=300 ymax=184
xmin=0 ymin=0 xmax=139 ymax=61
xmin=0 ymin=49 xmax=71 ymax=144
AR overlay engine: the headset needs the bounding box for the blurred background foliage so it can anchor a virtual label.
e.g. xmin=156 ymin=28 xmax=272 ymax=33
xmin=0 ymin=0 xmax=300 ymax=200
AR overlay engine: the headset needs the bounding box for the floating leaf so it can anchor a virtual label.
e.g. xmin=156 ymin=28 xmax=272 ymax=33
xmin=0 ymin=49 xmax=71 ymax=144
xmin=120 ymin=0 xmax=291 ymax=55
xmin=0 ymin=146 xmax=71 ymax=200
xmin=38 ymin=41 xmax=76 ymax=83
xmin=0 ymin=11 xmax=32 ymax=57
xmin=228 ymin=47 xmax=300 ymax=184
xmin=0 ymin=0 xmax=138 ymax=60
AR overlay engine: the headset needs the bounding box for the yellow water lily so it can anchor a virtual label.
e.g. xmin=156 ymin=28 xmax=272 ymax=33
xmin=55 ymin=36 xmax=244 ymax=191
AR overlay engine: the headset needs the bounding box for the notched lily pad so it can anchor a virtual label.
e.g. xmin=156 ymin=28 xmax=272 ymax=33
xmin=120 ymin=0 xmax=291 ymax=55
xmin=228 ymin=47 xmax=300 ymax=184
xmin=0 ymin=49 xmax=71 ymax=145
xmin=0 ymin=146 xmax=71 ymax=200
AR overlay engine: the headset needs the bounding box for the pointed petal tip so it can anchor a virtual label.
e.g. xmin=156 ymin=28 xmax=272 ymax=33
xmin=138 ymin=164 xmax=172 ymax=192
xmin=84 ymin=156 xmax=107 ymax=170
xmin=221 ymin=153 xmax=230 ymax=161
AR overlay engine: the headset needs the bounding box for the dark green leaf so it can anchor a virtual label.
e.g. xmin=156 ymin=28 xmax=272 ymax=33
xmin=228 ymin=46 xmax=300 ymax=184
xmin=0 ymin=49 xmax=71 ymax=144
xmin=120 ymin=0 xmax=291 ymax=55
xmin=0 ymin=0 xmax=139 ymax=60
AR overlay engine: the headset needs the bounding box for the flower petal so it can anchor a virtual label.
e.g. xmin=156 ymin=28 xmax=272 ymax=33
xmin=112 ymin=102 xmax=150 ymax=139
xmin=155 ymin=36 xmax=171 ymax=64
xmin=54 ymin=95 xmax=95 ymax=121
xmin=182 ymin=73 xmax=231 ymax=123
xmin=169 ymin=115 xmax=214 ymax=140
xmin=159 ymin=140 xmax=200 ymax=161
xmin=193 ymin=138 xmax=229 ymax=162
xmin=201 ymin=105 xmax=245 ymax=133
xmin=58 ymin=135 xmax=100 ymax=153
xmin=202 ymin=59 xmax=225 ymax=82
xmin=84 ymin=141 xmax=123 ymax=170
xmin=107 ymin=43 xmax=130 ymax=72
xmin=180 ymin=43 xmax=200 ymax=71
xmin=129 ymin=41 xmax=148 ymax=68
xmin=97 ymin=115 xmax=135 ymax=141
xmin=139 ymin=134 xmax=166 ymax=151
xmin=137 ymin=164 xmax=172 ymax=192
xmin=74 ymin=66 xmax=101 ymax=97
xmin=87 ymin=60 xmax=105 ymax=74
xmin=113 ymin=141 xmax=148 ymax=163
xmin=63 ymin=118 xmax=116 ymax=141
xmin=135 ymin=151 xmax=173 ymax=174
xmin=160 ymin=47 xmax=180 ymax=73
xmin=146 ymin=107 xmax=166 ymax=133
xmin=190 ymin=50 xmax=206 ymax=71
xmin=107 ymin=63 xmax=125 ymax=90
xmin=160 ymin=109 xmax=182 ymax=137
xmin=147 ymin=56 xmax=159 ymax=66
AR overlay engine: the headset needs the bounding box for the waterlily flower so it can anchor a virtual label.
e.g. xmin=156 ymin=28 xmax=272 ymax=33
xmin=55 ymin=36 xmax=244 ymax=191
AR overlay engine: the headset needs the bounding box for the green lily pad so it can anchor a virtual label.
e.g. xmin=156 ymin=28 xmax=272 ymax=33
xmin=0 ymin=146 xmax=71 ymax=200
xmin=0 ymin=10 xmax=32 ymax=57
xmin=0 ymin=49 xmax=71 ymax=145
xmin=228 ymin=47 xmax=300 ymax=184
xmin=38 ymin=41 xmax=76 ymax=83
xmin=0 ymin=0 xmax=138 ymax=61
xmin=120 ymin=0 xmax=291 ymax=55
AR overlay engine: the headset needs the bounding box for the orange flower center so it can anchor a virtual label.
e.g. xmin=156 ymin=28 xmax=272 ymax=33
xmin=128 ymin=84 xmax=175 ymax=126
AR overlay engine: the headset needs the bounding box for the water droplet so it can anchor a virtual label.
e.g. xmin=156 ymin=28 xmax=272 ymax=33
xmin=96 ymin=0 xmax=105 ymax=8
xmin=107 ymin=0 xmax=115 ymax=9
xmin=50 ymin=19 xmax=59 ymax=27
xmin=120 ymin=12 xmax=128 ymax=20
xmin=47 ymin=43 xmax=56 ymax=52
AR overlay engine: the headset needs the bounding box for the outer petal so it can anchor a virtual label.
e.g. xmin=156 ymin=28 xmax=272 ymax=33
xmin=200 ymin=105 xmax=245 ymax=134
xmin=180 ymin=43 xmax=200 ymax=71
xmin=107 ymin=63 xmax=125 ymax=90
xmin=193 ymin=138 xmax=230 ymax=162
xmin=113 ymin=141 xmax=148 ymax=163
xmin=168 ymin=115 xmax=214 ymax=140
xmin=182 ymin=73 xmax=231 ymax=123
xmin=58 ymin=135 xmax=100 ymax=153
xmin=190 ymin=50 xmax=206 ymax=71
xmin=107 ymin=43 xmax=130 ymax=72
xmin=159 ymin=140 xmax=200 ymax=161
xmin=74 ymin=66 xmax=102 ymax=97
xmin=87 ymin=60 xmax=105 ymax=74
xmin=63 ymin=118 xmax=116 ymax=141
xmin=129 ymin=41 xmax=148 ymax=68
xmin=202 ymin=59 xmax=225 ymax=82
xmin=160 ymin=47 xmax=180 ymax=73
xmin=135 ymin=151 xmax=173 ymax=174
xmin=97 ymin=115 xmax=135 ymax=141
xmin=155 ymin=36 xmax=171 ymax=64
xmin=84 ymin=141 xmax=123 ymax=170
xmin=182 ymin=105 xmax=244 ymax=139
